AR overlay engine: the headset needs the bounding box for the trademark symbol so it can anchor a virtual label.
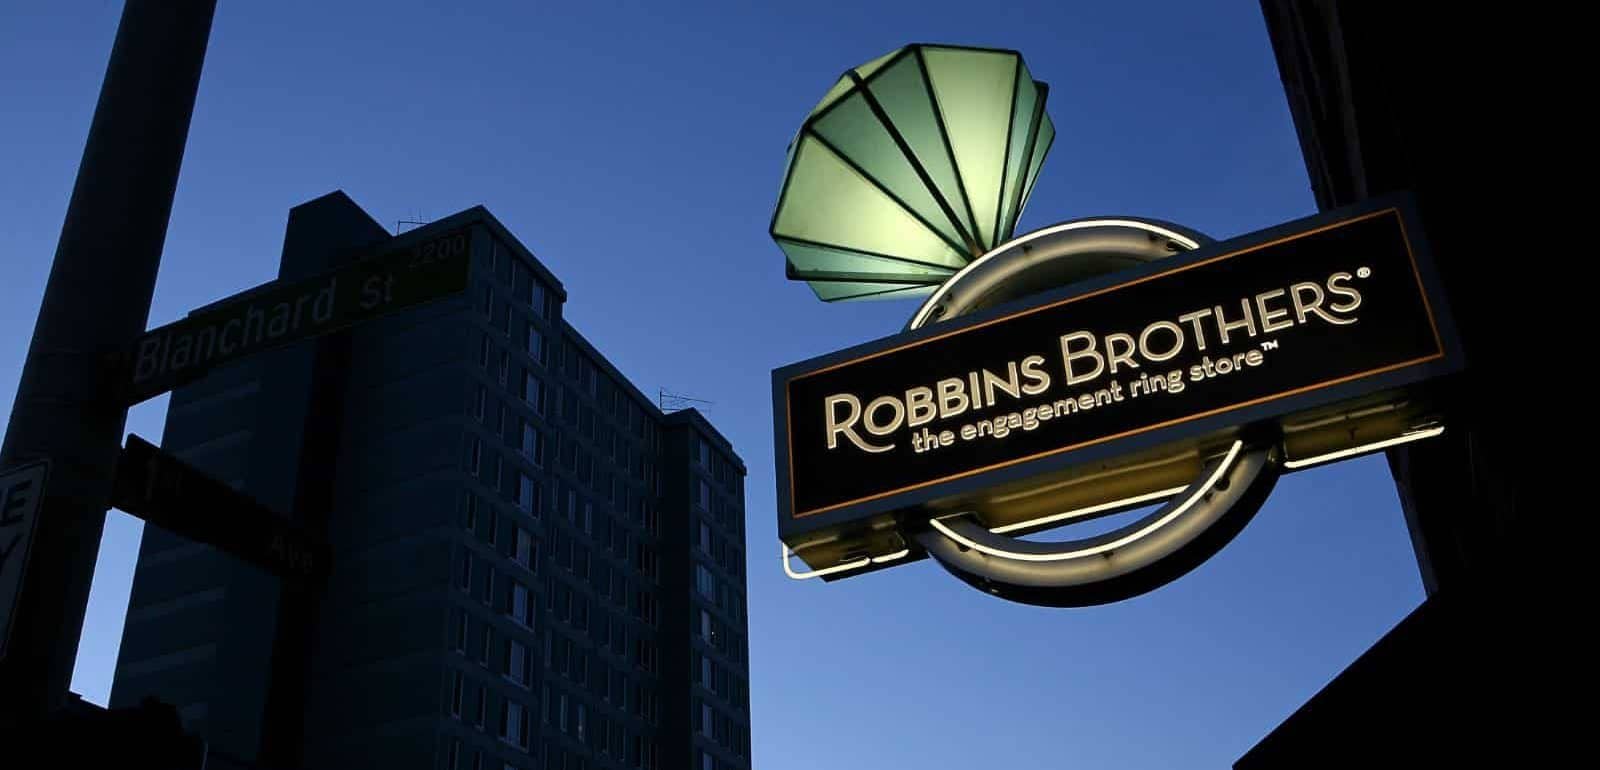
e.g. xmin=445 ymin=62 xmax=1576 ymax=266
xmin=1357 ymin=267 xmax=1371 ymax=278
xmin=1261 ymin=340 xmax=1280 ymax=351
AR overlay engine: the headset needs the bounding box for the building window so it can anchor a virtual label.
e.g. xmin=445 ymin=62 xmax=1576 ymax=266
xmin=447 ymin=738 xmax=461 ymax=770
xmin=635 ymin=637 xmax=656 ymax=673
xmin=696 ymin=564 xmax=715 ymax=599
xmin=460 ymin=553 xmax=474 ymax=592
xmin=455 ymin=611 xmax=468 ymax=652
xmin=476 ymin=686 xmax=488 ymax=729
xmin=517 ymin=474 xmax=537 ymax=514
xmin=700 ymin=610 xmax=712 ymax=641
xmin=500 ymin=700 xmax=523 ymax=745
xmin=698 ymin=522 xmax=711 ymax=552
xmin=467 ymin=437 xmax=482 ymax=477
xmin=451 ymin=670 xmax=464 ymax=717
xmin=695 ymin=479 xmax=711 ymax=511
xmin=487 ymin=508 xmax=499 ymax=548
xmin=514 ymin=527 xmax=534 ymax=570
xmin=474 ymin=385 xmax=487 ymax=422
xmin=508 ymin=638 xmax=527 ymax=685
xmin=479 ymin=333 xmax=490 ymax=369
xmin=498 ymin=350 xmax=510 ymax=385
xmin=510 ymin=582 xmax=529 ymax=626
xmin=522 ymin=423 xmax=542 ymax=466
xmin=522 ymin=372 xmax=545 ymax=415
xmin=525 ymin=323 xmax=542 ymax=361
xmin=464 ymin=492 xmax=479 ymax=532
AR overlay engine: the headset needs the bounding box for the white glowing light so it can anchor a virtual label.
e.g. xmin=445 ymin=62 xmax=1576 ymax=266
xmin=1282 ymin=426 xmax=1444 ymax=470
xmin=988 ymin=486 xmax=1188 ymax=535
xmin=928 ymin=441 xmax=1244 ymax=562
xmin=781 ymin=542 xmax=869 ymax=580
xmin=908 ymin=219 xmax=1203 ymax=330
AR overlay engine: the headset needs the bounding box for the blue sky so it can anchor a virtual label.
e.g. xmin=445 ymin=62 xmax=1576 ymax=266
xmin=0 ymin=2 xmax=1423 ymax=767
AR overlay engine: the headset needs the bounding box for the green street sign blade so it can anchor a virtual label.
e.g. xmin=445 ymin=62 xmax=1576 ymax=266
xmin=111 ymin=435 xmax=330 ymax=584
xmin=118 ymin=226 xmax=472 ymax=406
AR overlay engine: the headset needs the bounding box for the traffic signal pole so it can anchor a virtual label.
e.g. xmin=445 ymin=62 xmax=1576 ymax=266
xmin=0 ymin=0 xmax=216 ymax=722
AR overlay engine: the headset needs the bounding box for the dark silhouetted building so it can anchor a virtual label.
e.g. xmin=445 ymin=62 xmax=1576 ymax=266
xmin=109 ymin=192 xmax=752 ymax=770
xmin=1240 ymin=2 xmax=1546 ymax=766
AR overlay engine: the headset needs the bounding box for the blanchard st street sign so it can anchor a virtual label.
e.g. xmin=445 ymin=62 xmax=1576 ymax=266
xmin=112 ymin=435 xmax=330 ymax=584
xmin=118 ymin=225 xmax=472 ymax=406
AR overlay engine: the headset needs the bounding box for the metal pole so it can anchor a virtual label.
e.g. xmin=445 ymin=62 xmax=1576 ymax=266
xmin=0 ymin=0 xmax=216 ymax=722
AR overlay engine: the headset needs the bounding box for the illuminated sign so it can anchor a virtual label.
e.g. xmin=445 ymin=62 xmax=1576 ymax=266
xmin=773 ymin=198 xmax=1459 ymax=563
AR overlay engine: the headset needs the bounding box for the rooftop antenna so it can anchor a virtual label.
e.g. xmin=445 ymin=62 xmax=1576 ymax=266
xmin=660 ymin=388 xmax=713 ymax=413
xmin=397 ymin=210 xmax=427 ymax=233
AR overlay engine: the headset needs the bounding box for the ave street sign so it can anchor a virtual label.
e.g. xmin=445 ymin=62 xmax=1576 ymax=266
xmin=112 ymin=435 xmax=330 ymax=584
xmin=0 ymin=460 xmax=49 ymax=662
xmin=119 ymin=226 xmax=472 ymax=406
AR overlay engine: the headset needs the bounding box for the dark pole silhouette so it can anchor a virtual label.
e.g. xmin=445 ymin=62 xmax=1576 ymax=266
xmin=0 ymin=0 xmax=217 ymax=721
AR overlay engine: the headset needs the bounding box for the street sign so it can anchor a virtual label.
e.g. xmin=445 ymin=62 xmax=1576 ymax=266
xmin=119 ymin=225 xmax=473 ymax=406
xmin=112 ymin=435 xmax=329 ymax=584
xmin=774 ymin=200 xmax=1461 ymax=550
xmin=0 ymin=460 xmax=49 ymax=662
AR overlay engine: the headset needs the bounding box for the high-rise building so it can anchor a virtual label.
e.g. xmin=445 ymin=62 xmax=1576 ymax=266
xmin=109 ymin=192 xmax=751 ymax=770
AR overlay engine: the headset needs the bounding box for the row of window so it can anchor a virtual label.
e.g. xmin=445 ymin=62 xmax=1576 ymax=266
xmin=696 ymin=518 xmax=743 ymax=581
xmin=699 ymin=748 xmax=743 ymax=770
xmin=464 ymin=493 xmax=540 ymax=570
xmin=695 ymin=436 xmax=742 ymax=493
xmin=543 ymin=633 xmax=657 ymax=720
xmin=445 ymin=667 xmax=531 ymax=753
xmin=557 ymin=388 xmax=661 ymax=494
xmin=695 ymin=651 xmax=747 ymax=708
xmin=695 ymin=699 xmax=751 ymax=758
xmin=444 ymin=738 xmax=522 ymax=770
xmin=445 ymin=734 xmax=667 ymax=770
xmin=695 ymin=563 xmax=745 ymax=623
xmin=699 ymin=610 xmax=745 ymax=667
xmin=558 ymin=341 xmax=657 ymax=450
xmin=485 ymin=238 xmax=558 ymax=318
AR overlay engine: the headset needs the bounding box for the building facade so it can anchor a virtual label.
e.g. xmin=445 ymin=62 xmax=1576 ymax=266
xmin=109 ymin=192 xmax=751 ymax=770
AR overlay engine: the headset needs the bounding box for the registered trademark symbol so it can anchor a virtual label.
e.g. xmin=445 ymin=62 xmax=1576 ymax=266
xmin=1357 ymin=267 xmax=1371 ymax=278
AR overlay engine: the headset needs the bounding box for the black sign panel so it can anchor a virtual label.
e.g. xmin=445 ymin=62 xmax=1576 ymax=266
xmin=113 ymin=435 xmax=330 ymax=583
xmin=773 ymin=199 xmax=1460 ymax=540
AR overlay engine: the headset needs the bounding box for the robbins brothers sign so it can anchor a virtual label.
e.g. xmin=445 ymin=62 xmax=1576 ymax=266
xmin=773 ymin=201 xmax=1461 ymax=547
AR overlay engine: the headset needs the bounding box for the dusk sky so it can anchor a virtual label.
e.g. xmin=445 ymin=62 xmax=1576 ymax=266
xmin=1 ymin=2 xmax=1423 ymax=767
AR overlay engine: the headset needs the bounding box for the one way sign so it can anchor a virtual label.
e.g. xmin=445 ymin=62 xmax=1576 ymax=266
xmin=0 ymin=459 xmax=49 ymax=663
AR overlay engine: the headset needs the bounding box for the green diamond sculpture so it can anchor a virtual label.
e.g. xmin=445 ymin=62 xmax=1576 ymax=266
xmin=770 ymin=44 xmax=1056 ymax=301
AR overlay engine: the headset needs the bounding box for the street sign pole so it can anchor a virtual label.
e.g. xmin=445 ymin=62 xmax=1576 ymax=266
xmin=0 ymin=0 xmax=217 ymax=722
